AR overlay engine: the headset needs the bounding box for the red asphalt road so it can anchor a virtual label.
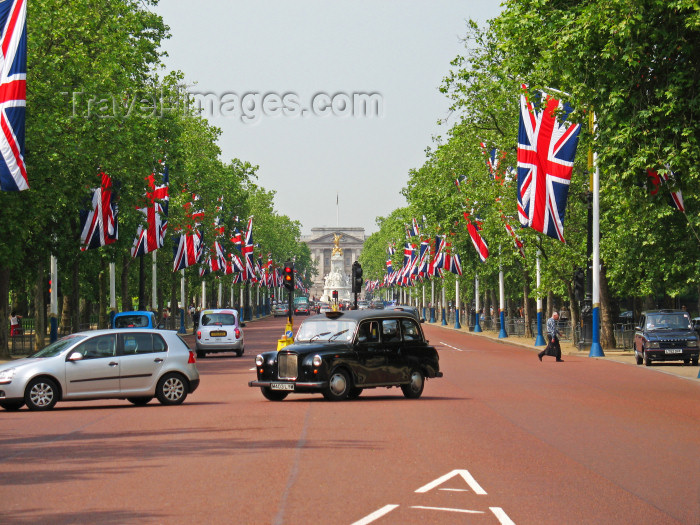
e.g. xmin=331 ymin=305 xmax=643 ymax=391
xmin=1 ymin=316 xmax=698 ymax=525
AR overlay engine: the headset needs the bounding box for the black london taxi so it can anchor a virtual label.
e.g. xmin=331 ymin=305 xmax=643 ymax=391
xmin=633 ymin=309 xmax=699 ymax=366
xmin=249 ymin=310 xmax=442 ymax=401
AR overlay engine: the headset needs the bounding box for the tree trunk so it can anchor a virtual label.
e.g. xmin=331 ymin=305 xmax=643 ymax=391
xmin=547 ymin=290 xmax=554 ymax=317
xmin=121 ymin=254 xmax=133 ymax=311
xmin=60 ymin=295 xmax=71 ymax=333
xmin=0 ymin=266 xmax=10 ymax=359
xmin=566 ymin=281 xmax=580 ymax=346
xmin=170 ymin=272 xmax=179 ymax=330
xmin=34 ymin=260 xmax=46 ymax=351
xmin=599 ymin=262 xmax=616 ymax=350
xmin=71 ymin=257 xmax=80 ymax=333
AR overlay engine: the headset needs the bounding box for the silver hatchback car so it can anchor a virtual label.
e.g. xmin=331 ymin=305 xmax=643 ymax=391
xmin=0 ymin=329 xmax=200 ymax=411
xmin=195 ymin=309 xmax=244 ymax=358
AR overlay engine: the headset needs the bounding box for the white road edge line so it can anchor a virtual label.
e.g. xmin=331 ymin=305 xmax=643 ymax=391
xmin=490 ymin=507 xmax=516 ymax=525
xmin=411 ymin=506 xmax=484 ymax=514
xmin=351 ymin=504 xmax=400 ymax=525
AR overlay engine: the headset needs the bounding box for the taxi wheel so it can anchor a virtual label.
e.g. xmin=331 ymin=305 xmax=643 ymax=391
xmin=347 ymin=387 xmax=363 ymax=400
xmin=25 ymin=377 xmax=59 ymax=411
xmin=261 ymin=387 xmax=288 ymax=401
xmin=156 ymin=373 xmax=188 ymax=405
xmin=0 ymin=400 xmax=25 ymax=411
xmin=401 ymin=369 xmax=425 ymax=399
xmin=323 ymin=369 xmax=350 ymax=401
xmin=644 ymin=351 xmax=652 ymax=367
xmin=127 ymin=397 xmax=153 ymax=406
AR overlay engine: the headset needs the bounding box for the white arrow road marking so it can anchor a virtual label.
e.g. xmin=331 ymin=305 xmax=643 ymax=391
xmin=411 ymin=506 xmax=484 ymax=514
xmin=490 ymin=507 xmax=516 ymax=525
xmin=351 ymin=504 xmax=399 ymax=525
xmin=415 ymin=469 xmax=487 ymax=494
xmin=439 ymin=342 xmax=466 ymax=352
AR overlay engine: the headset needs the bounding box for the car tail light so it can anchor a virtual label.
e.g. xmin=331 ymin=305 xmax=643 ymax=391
xmin=188 ymin=351 xmax=196 ymax=364
xmin=197 ymin=330 xmax=202 ymax=340
xmin=235 ymin=328 xmax=241 ymax=339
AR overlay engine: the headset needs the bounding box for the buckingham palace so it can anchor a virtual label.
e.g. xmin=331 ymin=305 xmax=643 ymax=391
xmin=301 ymin=227 xmax=367 ymax=300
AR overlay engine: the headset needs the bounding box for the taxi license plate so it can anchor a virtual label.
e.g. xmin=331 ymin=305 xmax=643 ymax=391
xmin=210 ymin=330 xmax=227 ymax=337
xmin=665 ymin=348 xmax=683 ymax=354
xmin=271 ymin=383 xmax=294 ymax=391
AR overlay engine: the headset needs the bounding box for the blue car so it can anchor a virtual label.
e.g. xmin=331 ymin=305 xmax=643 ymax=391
xmin=112 ymin=311 xmax=162 ymax=329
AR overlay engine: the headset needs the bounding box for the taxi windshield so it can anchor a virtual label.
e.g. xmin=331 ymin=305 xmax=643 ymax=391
xmin=296 ymin=319 xmax=357 ymax=343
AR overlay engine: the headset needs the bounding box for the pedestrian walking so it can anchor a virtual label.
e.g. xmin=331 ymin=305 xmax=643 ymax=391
xmin=538 ymin=311 xmax=563 ymax=362
xmin=9 ymin=311 xmax=22 ymax=337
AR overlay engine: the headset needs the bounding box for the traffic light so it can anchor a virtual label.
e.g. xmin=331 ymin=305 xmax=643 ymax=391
xmin=351 ymin=261 xmax=363 ymax=294
xmin=283 ymin=262 xmax=294 ymax=292
xmin=574 ymin=268 xmax=585 ymax=301
xmin=332 ymin=290 xmax=338 ymax=301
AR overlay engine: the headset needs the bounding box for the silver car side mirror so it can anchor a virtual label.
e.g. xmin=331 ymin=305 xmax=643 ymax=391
xmin=68 ymin=351 xmax=83 ymax=361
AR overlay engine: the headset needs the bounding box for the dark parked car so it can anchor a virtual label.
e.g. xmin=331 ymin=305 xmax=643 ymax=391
xmin=249 ymin=310 xmax=442 ymax=401
xmin=633 ymin=310 xmax=699 ymax=366
xmin=387 ymin=305 xmax=423 ymax=322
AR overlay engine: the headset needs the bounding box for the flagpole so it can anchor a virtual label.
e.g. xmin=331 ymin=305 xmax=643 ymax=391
xmin=336 ymin=193 xmax=339 ymax=228
xmin=535 ymin=249 xmax=546 ymax=345
xmin=441 ymin=281 xmax=447 ymax=326
xmin=498 ymin=246 xmax=508 ymax=338
xmin=179 ymin=270 xmax=186 ymax=334
xmin=50 ymin=255 xmax=58 ymax=342
xmin=454 ymin=276 xmax=461 ymax=329
xmin=590 ymin=112 xmax=604 ymax=356
xmin=422 ymin=284 xmax=426 ymax=321
xmin=430 ymin=279 xmax=436 ymax=323
xmin=474 ymin=273 xmax=482 ymax=332
xmin=109 ymin=262 xmax=116 ymax=324
xmin=152 ymin=251 xmax=157 ymax=312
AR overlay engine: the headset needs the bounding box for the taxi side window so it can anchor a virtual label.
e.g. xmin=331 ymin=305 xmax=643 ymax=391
xmin=401 ymin=319 xmax=420 ymax=341
xmin=381 ymin=320 xmax=400 ymax=343
xmin=357 ymin=321 xmax=379 ymax=343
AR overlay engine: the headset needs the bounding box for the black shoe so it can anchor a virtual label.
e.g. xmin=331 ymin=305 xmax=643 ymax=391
xmin=556 ymin=358 xmax=564 ymax=362
xmin=538 ymin=353 xmax=543 ymax=361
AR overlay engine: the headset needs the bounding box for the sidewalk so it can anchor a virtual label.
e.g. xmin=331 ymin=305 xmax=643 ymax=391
xmin=426 ymin=320 xmax=700 ymax=382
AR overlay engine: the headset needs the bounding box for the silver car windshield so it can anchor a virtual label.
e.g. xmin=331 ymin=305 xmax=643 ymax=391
xmin=29 ymin=335 xmax=86 ymax=358
xmin=201 ymin=313 xmax=236 ymax=326
xmin=296 ymin=319 xmax=357 ymax=343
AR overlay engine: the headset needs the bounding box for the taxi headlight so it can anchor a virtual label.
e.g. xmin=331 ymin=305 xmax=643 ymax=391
xmin=0 ymin=368 xmax=15 ymax=384
xmin=255 ymin=355 xmax=264 ymax=367
xmin=647 ymin=341 xmax=660 ymax=349
xmin=312 ymin=355 xmax=322 ymax=367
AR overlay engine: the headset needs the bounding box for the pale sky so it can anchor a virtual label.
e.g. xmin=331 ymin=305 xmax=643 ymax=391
xmin=153 ymin=1 xmax=504 ymax=235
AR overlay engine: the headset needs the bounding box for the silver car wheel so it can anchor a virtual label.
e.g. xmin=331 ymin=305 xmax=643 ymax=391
xmin=30 ymin=382 xmax=54 ymax=407
xmin=156 ymin=373 xmax=188 ymax=405
xmin=25 ymin=378 xmax=59 ymax=411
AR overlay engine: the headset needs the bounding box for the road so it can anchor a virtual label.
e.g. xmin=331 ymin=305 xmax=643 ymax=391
xmin=1 ymin=316 xmax=698 ymax=524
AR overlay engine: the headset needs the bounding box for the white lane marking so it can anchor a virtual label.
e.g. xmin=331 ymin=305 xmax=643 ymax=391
xmin=490 ymin=507 xmax=516 ymax=525
xmin=411 ymin=506 xmax=484 ymax=514
xmin=439 ymin=488 xmax=469 ymax=492
xmin=439 ymin=341 xmax=464 ymax=352
xmin=351 ymin=504 xmax=400 ymax=525
xmin=415 ymin=469 xmax=487 ymax=495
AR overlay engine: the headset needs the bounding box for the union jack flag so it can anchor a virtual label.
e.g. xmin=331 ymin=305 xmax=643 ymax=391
xmin=0 ymin=0 xmax=27 ymax=192
xmin=409 ymin=218 xmax=420 ymax=238
xmin=241 ymin=217 xmax=254 ymax=281
xmin=464 ymin=212 xmax=489 ymax=263
xmin=480 ymin=142 xmax=507 ymax=185
xmin=131 ymin=166 xmax=169 ymax=257
xmin=517 ymin=85 xmax=581 ymax=242
xmin=647 ymin=168 xmax=685 ymax=213
xmin=172 ymin=230 xmax=203 ymax=271
xmin=79 ymin=172 xmax=118 ymax=251
xmin=449 ymin=252 xmax=463 ymax=276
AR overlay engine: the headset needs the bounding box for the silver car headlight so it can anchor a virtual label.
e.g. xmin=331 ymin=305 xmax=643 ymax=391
xmin=687 ymin=340 xmax=698 ymax=348
xmin=255 ymin=355 xmax=264 ymax=367
xmin=0 ymin=367 xmax=16 ymax=384
xmin=647 ymin=341 xmax=660 ymax=349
